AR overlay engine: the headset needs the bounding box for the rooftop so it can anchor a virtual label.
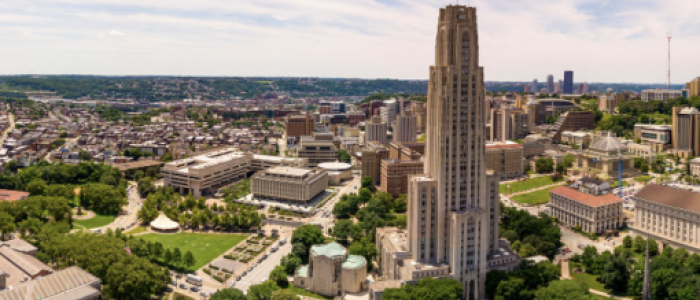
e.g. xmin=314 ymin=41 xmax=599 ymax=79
xmin=550 ymin=185 xmax=622 ymax=207
xmin=589 ymin=134 xmax=627 ymax=153
xmin=266 ymin=166 xmax=313 ymax=177
xmin=317 ymin=162 xmax=352 ymax=171
xmin=0 ymin=189 xmax=29 ymax=202
xmin=342 ymin=255 xmax=367 ymax=269
xmin=635 ymin=183 xmax=700 ymax=213
xmin=486 ymin=140 xmax=522 ymax=149
xmin=310 ymin=242 xmax=347 ymax=258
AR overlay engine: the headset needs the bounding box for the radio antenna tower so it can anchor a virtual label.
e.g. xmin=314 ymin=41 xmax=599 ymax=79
xmin=667 ymin=32 xmax=672 ymax=90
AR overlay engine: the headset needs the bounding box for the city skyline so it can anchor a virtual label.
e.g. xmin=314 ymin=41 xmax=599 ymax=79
xmin=2 ymin=0 xmax=700 ymax=83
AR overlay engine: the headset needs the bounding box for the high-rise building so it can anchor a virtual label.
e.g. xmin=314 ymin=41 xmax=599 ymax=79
xmin=411 ymin=102 xmax=427 ymax=133
xmin=489 ymin=106 xmax=528 ymax=142
xmin=381 ymin=99 xmax=399 ymax=125
xmin=523 ymin=85 xmax=530 ymax=93
xmin=365 ymin=115 xmax=388 ymax=145
xmin=547 ymin=74 xmax=554 ymax=93
xmin=672 ymin=107 xmax=700 ymax=157
xmin=564 ymin=71 xmax=574 ymax=94
xmin=375 ymin=6 xmax=520 ymax=299
xmin=582 ymin=82 xmax=589 ymax=94
xmin=686 ymin=77 xmax=700 ymax=97
xmin=393 ymin=100 xmax=418 ymax=143
xmin=555 ymin=80 xmax=562 ymax=94
xmin=285 ymin=113 xmax=315 ymax=138
xmin=530 ymin=79 xmax=538 ymax=94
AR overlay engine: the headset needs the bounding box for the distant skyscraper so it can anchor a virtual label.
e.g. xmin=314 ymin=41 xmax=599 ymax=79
xmin=547 ymin=75 xmax=554 ymax=94
xmin=530 ymin=79 xmax=538 ymax=94
xmin=582 ymin=82 xmax=590 ymax=94
xmin=365 ymin=115 xmax=388 ymax=145
xmin=524 ymin=85 xmax=530 ymax=93
xmin=555 ymin=80 xmax=562 ymax=94
xmin=564 ymin=71 xmax=574 ymax=94
xmin=393 ymin=99 xmax=417 ymax=143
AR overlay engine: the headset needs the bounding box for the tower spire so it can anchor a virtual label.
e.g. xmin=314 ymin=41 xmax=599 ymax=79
xmin=642 ymin=233 xmax=652 ymax=300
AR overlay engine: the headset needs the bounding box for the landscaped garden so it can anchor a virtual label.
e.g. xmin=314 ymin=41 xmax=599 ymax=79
xmin=510 ymin=185 xmax=562 ymax=205
xmin=72 ymin=213 xmax=116 ymax=229
xmin=634 ymin=175 xmax=654 ymax=184
xmin=500 ymin=176 xmax=564 ymax=194
xmin=138 ymin=232 xmax=247 ymax=271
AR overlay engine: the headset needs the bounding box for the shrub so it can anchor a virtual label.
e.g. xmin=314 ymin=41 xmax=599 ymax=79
xmin=224 ymin=255 xmax=234 ymax=260
xmin=203 ymin=268 xmax=212 ymax=275
xmin=213 ymin=276 xmax=224 ymax=282
xmin=210 ymin=265 xmax=220 ymax=270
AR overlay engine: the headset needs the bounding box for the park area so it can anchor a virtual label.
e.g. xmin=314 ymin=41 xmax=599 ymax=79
xmin=510 ymin=185 xmax=561 ymax=205
xmin=500 ymin=176 xmax=564 ymax=194
xmin=72 ymin=213 xmax=116 ymax=229
xmin=138 ymin=232 xmax=248 ymax=271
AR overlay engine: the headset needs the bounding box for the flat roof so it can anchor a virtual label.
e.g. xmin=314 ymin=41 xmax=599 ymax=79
xmin=550 ymin=185 xmax=621 ymax=207
xmin=486 ymin=141 xmax=522 ymax=149
xmin=0 ymin=189 xmax=30 ymax=202
xmin=317 ymin=162 xmax=352 ymax=171
xmin=266 ymin=166 xmax=312 ymax=177
xmin=635 ymin=183 xmax=700 ymax=213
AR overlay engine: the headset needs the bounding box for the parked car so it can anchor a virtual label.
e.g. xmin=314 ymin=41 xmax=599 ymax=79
xmin=179 ymin=284 xmax=187 ymax=289
xmin=190 ymin=286 xmax=200 ymax=292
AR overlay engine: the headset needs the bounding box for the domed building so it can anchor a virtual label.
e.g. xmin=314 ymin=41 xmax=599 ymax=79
xmin=570 ymin=134 xmax=636 ymax=178
xmin=293 ymin=242 xmax=367 ymax=297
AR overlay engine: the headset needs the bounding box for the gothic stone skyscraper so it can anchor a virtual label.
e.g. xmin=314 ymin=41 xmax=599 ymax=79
xmin=374 ymin=5 xmax=520 ymax=300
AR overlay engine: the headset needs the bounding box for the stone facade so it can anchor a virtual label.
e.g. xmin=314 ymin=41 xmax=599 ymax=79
xmin=485 ymin=141 xmax=523 ymax=179
xmin=365 ymin=115 xmax=388 ymax=145
xmin=549 ymin=179 xmax=623 ymax=234
xmin=360 ymin=141 xmax=389 ymax=186
xmin=251 ymin=167 xmax=328 ymax=203
xmin=294 ymin=243 xmax=367 ymax=297
xmin=298 ymin=132 xmax=338 ymax=167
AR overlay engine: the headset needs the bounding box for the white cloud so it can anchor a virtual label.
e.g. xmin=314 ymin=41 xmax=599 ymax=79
xmin=0 ymin=0 xmax=699 ymax=83
xmin=108 ymin=30 xmax=125 ymax=36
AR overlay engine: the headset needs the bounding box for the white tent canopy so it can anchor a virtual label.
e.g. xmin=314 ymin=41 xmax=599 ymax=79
xmin=150 ymin=213 xmax=179 ymax=231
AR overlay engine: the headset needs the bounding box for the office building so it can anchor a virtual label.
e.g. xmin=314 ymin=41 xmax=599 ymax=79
xmin=359 ymin=141 xmax=389 ymax=185
xmin=690 ymin=158 xmax=700 ymax=176
xmin=347 ymin=111 xmax=366 ymax=126
xmin=582 ymin=82 xmax=589 ymax=94
xmin=687 ymin=77 xmax=700 ymax=97
xmin=638 ymin=125 xmax=672 ymax=152
xmin=551 ymin=111 xmax=596 ymax=141
xmin=672 ymin=107 xmax=700 ymax=157
xmin=411 ymin=102 xmax=427 ymax=133
xmin=294 ymin=243 xmax=367 ymax=296
xmin=379 ymin=143 xmax=424 ymax=196
xmin=392 ymin=101 xmax=418 ymax=143
xmin=530 ymin=79 xmax=538 ymax=94
xmin=381 ymin=99 xmax=399 ymax=126
xmin=633 ymin=183 xmax=700 ymax=252
xmin=375 ymin=6 xmax=520 ymax=299
xmin=162 ymin=149 xmax=252 ymax=197
xmin=251 ymin=167 xmax=328 ymax=203
xmin=564 ymin=71 xmax=574 ymax=94
xmin=642 ymin=89 xmax=684 ymax=101
xmin=485 ymin=141 xmax=524 ymax=179
xmin=365 ymin=115 xmax=388 ymax=145
xmin=598 ymin=95 xmax=619 ymax=114
xmin=555 ymin=80 xmax=562 ymax=94
xmin=549 ymin=178 xmax=623 ymax=234
xmin=298 ymin=132 xmax=339 ymax=166
xmin=285 ymin=113 xmax=315 ymax=138
xmin=369 ymin=100 xmax=384 ymax=117
xmin=547 ymin=75 xmax=554 ymax=93
xmin=489 ymin=106 xmax=529 ymax=142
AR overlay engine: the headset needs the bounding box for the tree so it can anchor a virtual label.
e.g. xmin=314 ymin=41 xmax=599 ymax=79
xmin=332 ymin=219 xmax=360 ymax=242
xmin=599 ymin=254 xmax=630 ymax=293
xmin=173 ymin=247 xmax=182 ymax=266
xmin=394 ymin=194 xmax=407 ymax=213
xmin=485 ymin=270 xmax=510 ymax=300
xmin=495 ymin=278 xmax=529 ymax=300
xmin=337 ymin=149 xmax=351 ymax=163
xmin=163 ymin=248 xmax=173 ymax=264
xmin=0 ymin=212 xmax=16 ymax=240
xmin=359 ymin=188 xmax=373 ymax=204
xmin=247 ymin=280 xmax=280 ymax=300
xmin=184 ymin=251 xmax=195 ymax=269
xmin=292 ymin=243 xmax=307 ymax=260
xmin=26 ymin=179 xmax=48 ymax=196
xmin=518 ymin=243 xmax=537 ymax=257
xmin=536 ymin=242 xmax=557 ymax=260
xmin=633 ymin=236 xmax=645 ymax=253
xmin=562 ymin=154 xmax=575 ymax=168
xmin=536 ymin=157 xmax=555 ymax=173
xmin=623 ymin=236 xmax=632 ymax=248
xmin=361 ymin=176 xmax=375 ymax=192
xmin=280 ymin=254 xmax=302 ymax=275
xmin=581 ymin=246 xmax=598 ymax=269
xmin=137 ymin=177 xmax=156 ymax=197
xmin=210 ymin=288 xmax=247 ymax=300
xmin=269 ymin=265 xmax=288 ymax=288
xmin=291 ymin=225 xmax=324 ymax=256
xmin=500 ymin=230 xmax=519 ymax=243
xmin=381 ymin=277 xmax=463 ymax=300
xmin=535 ymin=280 xmax=594 ymax=300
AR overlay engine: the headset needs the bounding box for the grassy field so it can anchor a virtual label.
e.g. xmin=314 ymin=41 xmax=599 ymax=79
xmin=500 ymin=176 xmax=563 ymax=194
xmin=612 ymin=180 xmax=629 ymax=187
xmin=72 ymin=213 xmax=116 ymax=229
xmin=138 ymin=233 xmax=247 ymax=271
xmin=511 ymin=185 xmax=562 ymax=205
xmin=283 ymin=286 xmax=333 ymax=300
xmin=126 ymin=226 xmax=148 ymax=235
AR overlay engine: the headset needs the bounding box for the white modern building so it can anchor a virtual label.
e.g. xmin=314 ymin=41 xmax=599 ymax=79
xmin=641 ymin=89 xmax=684 ymax=101
xmin=251 ymin=166 xmax=328 ymax=203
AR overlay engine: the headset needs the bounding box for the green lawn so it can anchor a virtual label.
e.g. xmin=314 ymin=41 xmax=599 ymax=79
xmin=634 ymin=175 xmax=654 ymax=184
xmin=126 ymin=226 xmax=148 ymax=235
xmin=283 ymin=286 xmax=334 ymax=300
xmin=72 ymin=213 xmax=116 ymax=229
xmin=500 ymin=176 xmax=563 ymax=194
xmin=137 ymin=233 xmax=247 ymax=271
xmin=612 ymin=180 xmax=628 ymax=187
xmin=511 ymin=185 xmax=562 ymax=205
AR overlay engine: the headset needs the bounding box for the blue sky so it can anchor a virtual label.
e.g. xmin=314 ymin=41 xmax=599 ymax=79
xmin=1 ymin=0 xmax=699 ymax=83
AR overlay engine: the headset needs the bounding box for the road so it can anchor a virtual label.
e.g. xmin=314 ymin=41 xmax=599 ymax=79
xmin=106 ymin=182 xmax=143 ymax=231
xmin=0 ymin=112 xmax=15 ymax=146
